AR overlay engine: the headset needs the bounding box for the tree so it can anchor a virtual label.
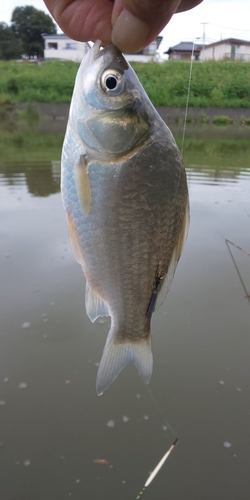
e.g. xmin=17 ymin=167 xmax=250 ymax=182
xmin=11 ymin=6 xmax=57 ymax=58
xmin=0 ymin=22 xmax=22 ymax=60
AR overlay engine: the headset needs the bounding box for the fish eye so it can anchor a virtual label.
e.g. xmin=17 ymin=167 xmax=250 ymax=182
xmin=105 ymin=76 xmax=118 ymax=90
xmin=100 ymin=70 xmax=125 ymax=95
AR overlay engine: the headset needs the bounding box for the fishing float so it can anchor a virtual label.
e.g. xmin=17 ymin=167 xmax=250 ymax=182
xmin=135 ymin=438 xmax=178 ymax=499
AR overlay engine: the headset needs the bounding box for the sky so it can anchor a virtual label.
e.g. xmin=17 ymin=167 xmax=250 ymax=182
xmin=1 ymin=0 xmax=250 ymax=54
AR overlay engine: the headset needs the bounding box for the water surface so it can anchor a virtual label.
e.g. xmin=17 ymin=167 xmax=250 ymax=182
xmin=0 ymin=144 xmax=250 ymax=500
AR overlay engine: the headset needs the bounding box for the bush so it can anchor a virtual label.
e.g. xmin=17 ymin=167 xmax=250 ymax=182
xmin=0 ymin=59 xmax=250 ymax=107
xmin=17 ymin=103 xmax=39 ymax=125
xmin=240 ymin=116 xmax=250 ymax=125
xmin=212 ymin=115 xmax=233 ymax=126
xmin=200 ymin=113 xmax=210 ymax=124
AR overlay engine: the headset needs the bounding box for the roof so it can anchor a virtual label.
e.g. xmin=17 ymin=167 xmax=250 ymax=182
xmin=165 ymin=41 xmax=200 ymax=54
xmin=156 ymin=36 xmax=163 ymax=49
xmin=43 ymin=34 xmax=70 ymax=39
xmin=203 ymin=38 xmax=250 ymax=49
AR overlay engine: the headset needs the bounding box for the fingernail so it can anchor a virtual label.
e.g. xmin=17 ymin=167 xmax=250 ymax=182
xmin=112 ymin=9 xmax=150 ymax=53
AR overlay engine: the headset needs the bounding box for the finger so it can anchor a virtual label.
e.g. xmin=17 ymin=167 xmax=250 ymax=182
xmin=111 ymin=0 xmax=203 ymax=53
xmin=176 ymin=0 xmax=203 ymax=13
xmin=44 ymin=0 xmax=113 ymax=44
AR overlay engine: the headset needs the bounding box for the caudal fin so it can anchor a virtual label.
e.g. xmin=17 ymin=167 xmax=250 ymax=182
xmin=96 ymin=332 xmax=153 ymax=396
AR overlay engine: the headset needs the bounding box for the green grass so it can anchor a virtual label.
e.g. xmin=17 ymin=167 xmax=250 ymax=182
xmin=1 ymin=121 xmax=250 ymax=165
xmin=199 ymin=113 xmax=210 ymax=124
xmin=17 ymin=103 xmax=40 ymax=125
xmin=0 ymin=126 xmax=64 ymax=161
xmin=131 ymin=59 xmax=250 ymax=107
xmin=0 ymin=60 xmax=78 ymax=103
xmin=212 ymin=115 xmax=234 ymax=126
xmin=0 ymin=58 xmax=250 ymax=107
xmin=240 ymin=116 xmax=250 ymax=125
xmin=178 ymin=135 xmax=250 ymax=169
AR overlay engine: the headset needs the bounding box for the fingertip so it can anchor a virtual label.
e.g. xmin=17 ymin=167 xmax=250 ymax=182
xmin=111 ymin=8 xmax=150 ymax=53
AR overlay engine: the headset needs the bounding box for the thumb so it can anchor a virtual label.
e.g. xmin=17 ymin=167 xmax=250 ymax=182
xmin=111 ymin=0 xmax=182 ymax=53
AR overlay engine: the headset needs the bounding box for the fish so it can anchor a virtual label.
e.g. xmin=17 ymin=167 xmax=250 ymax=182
xmin=61 ymin=40 xmax=189 ymax=395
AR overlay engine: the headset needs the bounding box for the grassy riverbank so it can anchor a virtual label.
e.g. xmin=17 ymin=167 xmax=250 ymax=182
xmin=0 ymin=122 xmax=250 ymax=165
xmin=0 ymin=99 xmax=250 ymax=162
xmin=0 ymin=59 xmax=250 ymax=107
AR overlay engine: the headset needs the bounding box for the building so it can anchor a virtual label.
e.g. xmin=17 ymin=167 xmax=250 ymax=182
xmin=200 ymin=38 xmax=250 ymax=61
xmin=126 ymin=36 xmax=163 ymax=62
xmin=43 ymin=34 xmax=90 ymax=61
xmin=165 ymin=42 xmax=201 ymax=60
xmin=43 ymin=34 xmax=162 ymax=63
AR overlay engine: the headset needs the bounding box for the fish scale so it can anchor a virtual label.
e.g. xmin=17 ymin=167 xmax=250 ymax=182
xmin=61 ymin=41 xmax=189 ymax=395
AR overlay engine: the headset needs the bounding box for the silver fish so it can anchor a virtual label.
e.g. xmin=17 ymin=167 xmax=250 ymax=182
xmin=61 ymin=41 xmax=189 ymax=395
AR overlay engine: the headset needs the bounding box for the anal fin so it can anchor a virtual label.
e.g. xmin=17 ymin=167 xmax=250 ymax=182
xmin=85 ymin=281 xmax=109 ymax=323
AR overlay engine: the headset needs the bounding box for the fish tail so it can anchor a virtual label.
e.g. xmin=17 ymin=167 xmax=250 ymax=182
xmin=96 ymin=331 xmax=153 ymax=396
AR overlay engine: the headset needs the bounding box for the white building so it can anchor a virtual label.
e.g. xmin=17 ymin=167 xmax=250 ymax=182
xmin=43 ymin=34 xmax=90 ymax=61
xmin=43 ymin=34 xmax=162 ymax=63
xmin=200 ymin=38 xmax=250 ymax=61
xmin=126 ymin=36 xmax=163 ymax=62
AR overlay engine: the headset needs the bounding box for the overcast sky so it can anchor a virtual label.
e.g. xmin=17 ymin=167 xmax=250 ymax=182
xmin=1 ymin=0 xmax=250 ymax=53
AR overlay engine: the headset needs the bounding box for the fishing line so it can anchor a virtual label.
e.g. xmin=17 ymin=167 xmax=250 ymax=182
xmin=135 ymin=46 xmax=194 ymax=499
xmin=181 ymin=43 xmax=195 ymax=155
xmin=144 ymin=384 xmax=177 ymax=438
xmin=226 ymin=239 xmax=250 ymax=257
xmin=225 ymin=239 xmax=250 ymax=304
xmin=133 ymin=382 xmax=178 ymax=498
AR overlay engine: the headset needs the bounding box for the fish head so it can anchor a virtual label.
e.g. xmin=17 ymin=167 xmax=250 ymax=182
xmin=70 ymin=41 xmax=151 ymax=159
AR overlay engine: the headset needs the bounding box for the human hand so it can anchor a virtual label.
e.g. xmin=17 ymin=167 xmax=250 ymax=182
xmin=44 ymin=0 xmax=203 ymax=53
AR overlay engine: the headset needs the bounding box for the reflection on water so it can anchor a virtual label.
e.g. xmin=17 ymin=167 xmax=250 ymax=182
xmin=187 ymin=165 xmax=250 ymax=186
xmin=0 ymin=160 xmax=60 ymax=196
xmin=0 ymin=143 xmax=250 ymax=500
xmin=1 ymin=158 xmax=250 ymax=193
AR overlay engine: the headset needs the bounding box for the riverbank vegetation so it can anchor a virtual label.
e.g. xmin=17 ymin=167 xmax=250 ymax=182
xmin=0 ymin=58 xmax=250 ymax=107
xmin=0 ymin=119 xmax=250 ymax=166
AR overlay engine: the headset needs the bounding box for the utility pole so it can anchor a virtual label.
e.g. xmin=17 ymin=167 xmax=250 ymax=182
xmin=200 ymin=22 xmax=208 ymax=60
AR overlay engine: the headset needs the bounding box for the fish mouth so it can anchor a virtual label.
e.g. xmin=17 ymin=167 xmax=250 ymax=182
xmin=91 ymin=40 xmax=129 ymax=72
xmin=92 ymin=39 xmax=103 ymax=56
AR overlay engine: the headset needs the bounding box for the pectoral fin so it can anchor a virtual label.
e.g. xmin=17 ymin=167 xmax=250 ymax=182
xmin=74 ymin=154 xmax=91 ymax=215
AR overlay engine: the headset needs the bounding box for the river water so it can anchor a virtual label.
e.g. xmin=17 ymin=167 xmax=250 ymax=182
xmin=0 ymin=139 xmax=250 ymax=500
